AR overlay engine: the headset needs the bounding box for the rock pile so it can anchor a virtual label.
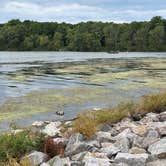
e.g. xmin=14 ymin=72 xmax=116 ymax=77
xmin=22 ymin=111 xmax=166 ymax=166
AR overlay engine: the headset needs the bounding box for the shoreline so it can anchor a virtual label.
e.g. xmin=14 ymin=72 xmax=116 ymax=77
xmin=0 ymin=91 xmax=166 ymax=166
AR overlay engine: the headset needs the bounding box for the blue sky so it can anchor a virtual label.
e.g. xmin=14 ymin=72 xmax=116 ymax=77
xmin=0 ymin=0 xmax=166 ymax=23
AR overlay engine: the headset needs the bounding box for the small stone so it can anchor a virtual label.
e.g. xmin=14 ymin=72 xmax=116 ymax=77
xmin=21 ymin=151 xmax=48 ymax=166
xmin=114 ymin=153 xmax=149 ymax=166
xmin=11 ymin=129 xmax=24 ymax=135
xmin=40 ymin=163 xmax=50 ymax=166
xmin=129 ymin=147 xmax=146 ymax=154
xmin=65 ymin=121 xmax=72 ymax=126
xmin=92 ymin=107 xmax=101 ymax=111
xmin=32 ymin=121 xmax=44 ymax=127
xmin=42 ymin=122 xmax=61 ymax=137
xmin=148 ymin=137 xmax=166 ymax=159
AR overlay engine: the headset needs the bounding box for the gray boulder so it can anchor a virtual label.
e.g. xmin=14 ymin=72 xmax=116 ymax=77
xmin=146 ymin=159 xmax=166 ymax=166
xmin=114 ymin=153 xmax=149 ymax=166
xmin=96 ymin=131 xmax=112 ymax=143
xmin=65 ymin=133 xmax=93 ymax=157
xmin=114 ymin=128 xmax=136 ymax=144
xmin=48 ymin=156 xmax=71 ymax=166
xmin=142 ymin=129 xmax=159 ymax=149
xmin=132 ymin=135 xmax=144 ymax=148
xmin=141 ymin=113 xmax=159 ymax=123
xmin=21 ymin=151 xmax=49 ymax=166
xmin=158 ymin=111 xmax=166 ymax=122
xmin=114 ymin=137 xmax=130 ymax=153
xmin=42 ymin=122 xmax=61 ymax=137
xmin=83 ymin=152 xmax=110 ymax=166
xmin=100 ymin=142 xmax=120 ymax=158
xmin=129 ymin=147 xmax=146 ymax=154
xmin=71 ymin=151 xmax=87 ymax=161
xmin=148 ymin=137 xmax=166 ymax=158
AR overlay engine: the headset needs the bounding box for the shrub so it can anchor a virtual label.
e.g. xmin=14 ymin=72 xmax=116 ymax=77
xmin=74 ymin=111 xmax=98 ymax=137
xmin=139 ymin=91 xmax=166 ymax=113
xmin=0 ymin=130 xmax=44 ymax=162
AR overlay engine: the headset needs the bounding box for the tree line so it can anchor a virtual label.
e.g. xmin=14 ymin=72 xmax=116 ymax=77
xmin=0 ymin=16 xmax=166 ymax=51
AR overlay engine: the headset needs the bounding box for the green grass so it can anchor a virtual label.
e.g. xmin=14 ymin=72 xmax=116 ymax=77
xmin=74 ymin=91 xmax=166 ymax=137
xmin=0 ymin=130 xmax=44 ymax=162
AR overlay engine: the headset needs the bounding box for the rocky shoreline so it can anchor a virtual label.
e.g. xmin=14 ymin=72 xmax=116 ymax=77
xmin=14 ymin=110 xmax=166 ymax=166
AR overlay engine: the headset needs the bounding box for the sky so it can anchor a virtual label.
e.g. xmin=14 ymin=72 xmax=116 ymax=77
xmin=0 ymin=0 xmax=166 ymax=23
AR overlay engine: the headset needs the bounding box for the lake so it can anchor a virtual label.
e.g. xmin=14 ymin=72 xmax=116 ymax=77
xmin=0 ymin=52 xmax=166 ymax=131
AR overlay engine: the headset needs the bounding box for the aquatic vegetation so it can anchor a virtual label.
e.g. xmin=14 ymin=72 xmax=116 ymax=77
xmin=7 ymin=74 xmax=30 ymax=82
xmin=1 ymin=57 xmax=166 ymax=125
xmin=0 ymin=87 xmax=117 ymax=121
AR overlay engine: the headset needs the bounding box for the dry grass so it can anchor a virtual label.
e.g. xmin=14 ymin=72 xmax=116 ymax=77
xmin=1 ymin=158 xmax=32 ymax=166
xmin=74 ymin=91 xmax=166 ymax=137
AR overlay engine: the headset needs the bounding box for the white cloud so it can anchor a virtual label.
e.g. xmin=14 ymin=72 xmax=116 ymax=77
xmin=1 ymin=1 xmax=166 ymax=23
xmin=3 ymin=1 xmax=101 ymax=17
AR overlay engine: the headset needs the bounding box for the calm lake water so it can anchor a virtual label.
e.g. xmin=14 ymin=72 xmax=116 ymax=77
xmin=0 ymin=52 xmax=166 ymax=131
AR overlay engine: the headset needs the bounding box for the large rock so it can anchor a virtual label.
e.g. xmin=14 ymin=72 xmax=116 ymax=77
xmin=65 ymin=142 xmax=93 ymax=157
xmin=65 ymin=133 xmax=93 ymax=157
xmin=146 ymin=159 xmax=166 ymax=166
xmin=114 ymin=128 xmax=136 ymax=144
xmin=148 ymin=137 xmax=166 ymax=158
xmin=142 ymin=129 xmax=159 ymax=149
xmin=140 ymin=113 xmax=159 ymax=123
xmin=147 ymin=122 xmax=166 ymax=137
xmin=71 ymin=151 xmax=87 ymax=161
xmin=114 ymin=137 xmax=130 ymax=153
xmin=21 ymin=151 xmax=49 ymax=166
xmin=114 ymin=153 xmax=149 ymax=166
xmin=129 ymin=147 xmax=146 ymax=154
xmin=83 ymin=152 xmax=110 ymax=166
xmin=47 ymin=156 xmax=71 ymax=166
xmin=131 ymin=125 xmax=148 ymax=137
xmin=42 ymin=122 xmax=61 ymax=137
xmin=86 ymin=140 xmax=101 ymax=149
xmin=100 ymin=143 xmax=120 ymax=158
xmin=158 ymin=111 xmax=166 ymax=122
xmin=71 ymin=161 xmax=83 ymax=166
xmin=96 ymin=131 xmax=112 ymax=143
xmin=132 ymin=135 xmax=144 ymax=148
xmin=114 ymin=119 xmax=137 ymax=132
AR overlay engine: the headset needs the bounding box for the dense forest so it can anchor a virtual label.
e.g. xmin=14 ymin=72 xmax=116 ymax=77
xmin=0 ymin=16 xmax=166 ymax=51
